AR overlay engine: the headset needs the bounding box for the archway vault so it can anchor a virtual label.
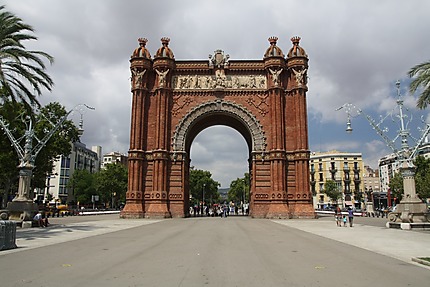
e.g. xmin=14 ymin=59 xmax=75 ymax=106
xmin=172 ymin=100 xmax=266 ymax=154
xmin=121 ymin=36 xmax=316 ymax=219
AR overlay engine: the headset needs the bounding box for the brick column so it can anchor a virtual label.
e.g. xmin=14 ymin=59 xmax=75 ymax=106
xmin=121 ymin=53 xmax=151 ymax=218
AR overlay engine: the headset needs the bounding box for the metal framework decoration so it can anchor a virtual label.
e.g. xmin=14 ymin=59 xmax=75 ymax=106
xmin=0 ymin=104 xmax=94 ymax=221
xmin=337 ymin=81 xmax=430 ymax=224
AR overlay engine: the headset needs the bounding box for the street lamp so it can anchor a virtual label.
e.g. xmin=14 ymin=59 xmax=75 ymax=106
xmin=0 ymin=103 xmax=95 ymax=221
xmin=337 ymin=81 xmax=430 ymax=223
xmin=202 ymin=183 xmax=205 ymax=216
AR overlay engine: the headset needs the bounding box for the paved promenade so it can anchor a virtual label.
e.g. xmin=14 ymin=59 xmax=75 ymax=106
xmin=1 ymin=215 xmax=429 ymax=286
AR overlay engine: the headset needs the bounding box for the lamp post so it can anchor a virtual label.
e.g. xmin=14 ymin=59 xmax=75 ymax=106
xmin=202 ymin=183 xmax=205 ymax=216
xmin=0 ymin=104 xmax=94 ymax=221
xmin=337 ymin=81 xmax=430 ymax=224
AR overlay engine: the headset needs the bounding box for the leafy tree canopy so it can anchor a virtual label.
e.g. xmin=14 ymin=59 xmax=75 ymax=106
xmin=408 ymin=60 xmax=430 ymax=109
xmin=68 ymin=169 xmax=96 ymax=205
xmin=189 ymin=167 xmax=220 ymax=205
xmin=388 ymin=172 xmax=403 ymax=202
xmin=324 ymin=180 xmax=342 ymax=204
xmin=95 ymin=163 xmax=128 ymax=208
xmin=0 ymin=4 xmax=54 ymax=107
xmin=228 ymin=173 xmax=250 ymax=204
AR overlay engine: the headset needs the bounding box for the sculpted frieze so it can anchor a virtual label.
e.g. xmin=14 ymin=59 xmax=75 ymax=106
xmin=172 ymin=74 xmax=267 ymax=90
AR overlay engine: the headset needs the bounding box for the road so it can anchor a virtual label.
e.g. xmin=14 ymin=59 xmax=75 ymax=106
xmin=0 ymin=215 xmax=429 ymax=287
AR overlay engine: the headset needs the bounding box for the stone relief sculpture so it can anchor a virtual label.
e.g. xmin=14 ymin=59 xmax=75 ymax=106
xmin=131 ymin=68 xmax=146 ymax=89
xmin=209 ymin=49 xmax=230 ymax=68
xmin=268 ymin=68 xmax=283 ymax=86
xmin=172 ymin=75 xmax=266 ymax=90
xmin=156 ymin=68 xmax=169 ymax=87
xmin=292 ymin=67 xmax=307 ymax=86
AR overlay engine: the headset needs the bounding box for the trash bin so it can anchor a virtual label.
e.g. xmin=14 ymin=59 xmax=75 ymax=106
xmin=0 ymin=220 xmax=17 ymax=251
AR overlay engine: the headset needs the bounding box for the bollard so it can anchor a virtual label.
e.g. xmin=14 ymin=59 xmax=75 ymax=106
xmin=0 ymin=220 xmax=17 ymax=251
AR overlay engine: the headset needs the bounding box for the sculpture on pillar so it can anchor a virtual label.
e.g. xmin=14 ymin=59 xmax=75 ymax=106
xmin=292 ymin=67 xmax=307 ymax=87
xmin=268 ymin=68 xmax=283 ymax=86
xmin=155 ymin=68 xmax=169 ymax=88
xmin=131 ymin=68 xmax=146 ymax=89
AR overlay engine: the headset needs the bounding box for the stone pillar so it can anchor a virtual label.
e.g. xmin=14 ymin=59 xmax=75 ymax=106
xmin=395 ymin=161 xmax=428 ymax=223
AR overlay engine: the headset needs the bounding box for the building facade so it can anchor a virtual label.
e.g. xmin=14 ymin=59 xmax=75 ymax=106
xmin=35 ymin=143 xmax=102 ymax=204
xmin=362 ymin=165 xmax=380 ymax=193
xmin=310 ymin=150 xmax=365 ymax=209
xmin=102 ymin=151 xmax=128 ymax=169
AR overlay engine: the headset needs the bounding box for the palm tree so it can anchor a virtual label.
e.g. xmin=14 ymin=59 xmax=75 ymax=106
xmin=0 ymin=5 xmax=54 ymax=107
xmin=408 ymin=60 xmax=430 ymax=109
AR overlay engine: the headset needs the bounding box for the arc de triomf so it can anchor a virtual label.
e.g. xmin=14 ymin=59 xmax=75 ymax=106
xmin=121 ymin=36 xmax=315 ymax=219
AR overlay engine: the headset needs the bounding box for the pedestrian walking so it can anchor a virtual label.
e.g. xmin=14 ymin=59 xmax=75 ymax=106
xmin=335 ymin=206 xmax=341 ymax=227
xmin=343 ymin=215 xmax=347 ymax=227
xmin=348 ymin=207 xmax=354 ymax=227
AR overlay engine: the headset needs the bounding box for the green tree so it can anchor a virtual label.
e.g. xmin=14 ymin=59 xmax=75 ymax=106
xmin=189 ymin=168 xmax=220 ymax=206
xmin=388 ymin=172 xmax=403 ymax=202
xmin=0 ymin=140 xmax=18 ymax=208
xmin=228 ymin=173 xmax=250 ymax=204
xmin=0 ymin=5 xmax=54 ymax=107
xmin=413 ymin=156 xmax=430 ymax=200
xmin=324 ymin=180 xmax=342 ymax=205
xmin=408 ymin=60 xmax=430 ymax=109
xmin=95 ymin=163 xmax=128 ymax=208
xmin=68 ymin=169 xmax=96 ymax=205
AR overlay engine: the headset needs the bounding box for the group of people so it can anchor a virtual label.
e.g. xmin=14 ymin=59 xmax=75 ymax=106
xmin=190 ymin=203 xmax=249 ymax=218
xmin=334 ymin=206 xmax=354 ymax=227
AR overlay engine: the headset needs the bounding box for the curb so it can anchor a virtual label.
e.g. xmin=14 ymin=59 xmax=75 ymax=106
xmin=411 ymin=257 xmax=430 ymax=267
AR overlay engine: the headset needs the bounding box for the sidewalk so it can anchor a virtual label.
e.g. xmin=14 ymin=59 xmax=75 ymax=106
xmin=272 ymin=219 xmax=430 ymax=268
xmin=0 ymin=218 xmax=162 ymax=256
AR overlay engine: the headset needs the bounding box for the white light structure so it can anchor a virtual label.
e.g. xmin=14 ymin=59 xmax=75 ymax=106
xmin=337 ymin=81 xmax=429 ymax=224
xmin=0 ymin=104 xmax=94 ymax=221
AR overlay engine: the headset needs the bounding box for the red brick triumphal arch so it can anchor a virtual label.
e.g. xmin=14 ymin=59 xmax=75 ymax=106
xmin=121 ymin=36 xmax=315 ymax=219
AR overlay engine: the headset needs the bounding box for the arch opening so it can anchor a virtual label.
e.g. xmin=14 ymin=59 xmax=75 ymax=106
xmin=189 ymin=125 xmax=250 ymax=216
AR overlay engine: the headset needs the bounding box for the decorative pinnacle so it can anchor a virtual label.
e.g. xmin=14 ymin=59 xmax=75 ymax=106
xmin=291 ymin=36 xmax=301 ymax=45
xmin=268 ymin=36 xmax=278 ymax=45
xmin=161 ymin=37 xmax=170 ymax=45
xmin=138 ymin=38 xmax=148 ymax=46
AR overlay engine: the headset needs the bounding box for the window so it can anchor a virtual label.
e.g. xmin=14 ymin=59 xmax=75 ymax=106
xmin=61 ymin=157 xmax=70 ymax=168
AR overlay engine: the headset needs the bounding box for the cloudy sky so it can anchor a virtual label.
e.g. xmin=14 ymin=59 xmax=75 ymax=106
xmin=6 ymin=0 xmax=430 ymax=187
